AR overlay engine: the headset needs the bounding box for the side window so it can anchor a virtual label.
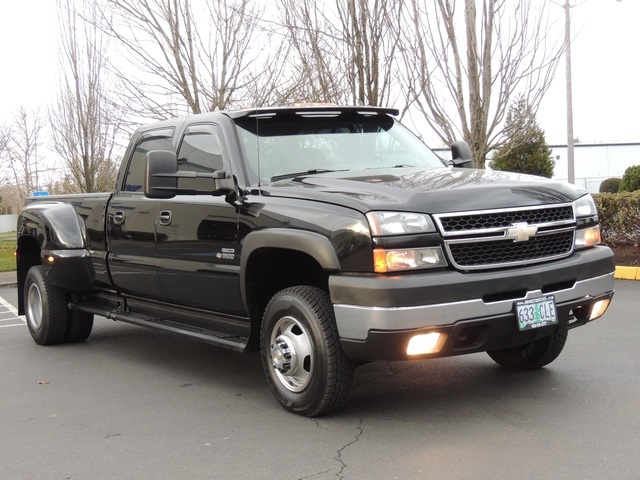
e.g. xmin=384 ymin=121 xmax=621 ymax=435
xmin=177 ymin=125 xmax=226 ymax=190
xmin=123 ymin=133 xmax=173 ymax=193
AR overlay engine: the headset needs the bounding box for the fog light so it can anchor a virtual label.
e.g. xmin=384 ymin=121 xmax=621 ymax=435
xmin=590 ymin=298 xmax=610 ymax=321
xmin=46 ymin=256 xmax=55 ymax=264
xmin=407 ymin=332 xmax=446 ymax=355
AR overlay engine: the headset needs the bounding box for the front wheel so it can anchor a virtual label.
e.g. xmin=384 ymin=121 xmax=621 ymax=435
xmin=261 ymin=286 xmax=353 ymax=417
xmin=487 ymin=329 xmax=568 ymax=370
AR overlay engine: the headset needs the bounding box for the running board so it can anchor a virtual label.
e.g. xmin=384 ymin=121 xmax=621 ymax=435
xmin=70 ymin=302 xmax=249 ymax=352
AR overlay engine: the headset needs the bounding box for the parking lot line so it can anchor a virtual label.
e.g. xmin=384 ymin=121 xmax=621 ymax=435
xmin=0 ymin=296 xmax=25 ymax=328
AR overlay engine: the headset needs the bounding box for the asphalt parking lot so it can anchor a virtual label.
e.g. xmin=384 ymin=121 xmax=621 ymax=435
xmin=1 ymin=281 xmax=639 ymax=480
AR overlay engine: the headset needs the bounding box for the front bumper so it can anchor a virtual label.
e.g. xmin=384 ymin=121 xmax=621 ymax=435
xmin=329 ymin=247 xmax=615 ymax=361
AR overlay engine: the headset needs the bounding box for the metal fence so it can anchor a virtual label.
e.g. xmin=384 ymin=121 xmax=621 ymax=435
xmin=555 ymin=177 xmax=614 ymax=193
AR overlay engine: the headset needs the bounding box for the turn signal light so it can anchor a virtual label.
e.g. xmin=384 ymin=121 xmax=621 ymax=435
xmin=373 ymin=247 xmax=447 ymax=273
xmin=575 ymin=226 xmax=601 ymax=248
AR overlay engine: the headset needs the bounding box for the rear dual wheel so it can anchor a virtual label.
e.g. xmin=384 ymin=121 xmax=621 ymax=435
xmin=261 ymin=286 xmax=354 ymax=417
xmin=25 ymin=266 xmax=93 ymax=345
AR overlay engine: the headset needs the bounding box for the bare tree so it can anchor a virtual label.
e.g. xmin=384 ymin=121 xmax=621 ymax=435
xmin=97 ymin=0 xmax=275 ymax=117
xmin=0 ymin=124 xmax=9 ymax=177
xmin=0 ymin=124 xmax=13 ymax=196
xmin=403 ymin=0 xmax=563 ymax=168
xmin=49 ymin=0 xmax=122 ymax=194
xmin=4 ymin=107 xmax=46 ymax=202
xmin=278 ymin=0 xmax=403 ymax=106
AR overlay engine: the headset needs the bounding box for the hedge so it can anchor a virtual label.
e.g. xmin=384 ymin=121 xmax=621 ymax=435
xmin=620 ymin=165 xmax=640 ymax=192
xmin=599 ymin=177 xmax=621 ymax=193
xmin=594 ymin=192 xmax=640 ymax=246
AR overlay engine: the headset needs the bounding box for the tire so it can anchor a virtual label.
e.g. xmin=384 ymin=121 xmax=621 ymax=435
xmin=487 ymin=329 xmax=568 ymax=370
xmin=261 ymin=286 xmax=354 ymax=417
xmin=64 ymin=310 xmax=94 ymax=343
xmin=24 ymin=266 xmax=68 ymax=346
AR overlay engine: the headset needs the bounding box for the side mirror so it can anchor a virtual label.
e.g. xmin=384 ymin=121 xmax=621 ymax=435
xmin=144 ymin=150 xmax=236 ymax=198
xmin=449 ymin=141 xmax=473 ymax=168
xmin=145 ymin=150 xmax=178 ymax=199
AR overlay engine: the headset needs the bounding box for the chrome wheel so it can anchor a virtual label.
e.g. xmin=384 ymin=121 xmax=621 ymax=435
xmin=269 ymin=315 xmax=314 ymax=393
xmin=26 ymin=282 xmax=43 ymax=330
xmin=261 ymin=286 xmax=354 ymax=416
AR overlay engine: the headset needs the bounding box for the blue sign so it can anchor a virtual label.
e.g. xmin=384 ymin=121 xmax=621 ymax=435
xmin=33 ymin=191 xmax=49 ymax=197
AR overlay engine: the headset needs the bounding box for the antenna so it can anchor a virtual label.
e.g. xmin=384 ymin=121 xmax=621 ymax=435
xmin=255 ymin=108 xmax=261 ymax=193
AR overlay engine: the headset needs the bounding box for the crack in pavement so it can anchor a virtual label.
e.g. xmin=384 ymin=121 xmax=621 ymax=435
xmin=334 ymin=418 xmax=363 ymax=479
xmin=297 ymin=468 xmax=334 ymax=480
xmin=298 ymin=418 xmax=364 ymax=480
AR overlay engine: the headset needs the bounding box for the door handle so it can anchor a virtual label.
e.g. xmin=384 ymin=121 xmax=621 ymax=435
xmin=112 ymin=210 xmax=125 ymax=226
xmin=158 ymin=210 xmax=172 ymax=226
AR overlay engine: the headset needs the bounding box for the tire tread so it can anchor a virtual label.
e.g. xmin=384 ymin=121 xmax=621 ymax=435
xmin=25 ymin=266 xmax=69 ymax=346
xmin=261 ymin=285 xmax=354 ymax=417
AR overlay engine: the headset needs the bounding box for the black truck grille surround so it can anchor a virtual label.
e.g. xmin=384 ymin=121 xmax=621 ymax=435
xmin=434 ymin=205 xmax=576 ymax=270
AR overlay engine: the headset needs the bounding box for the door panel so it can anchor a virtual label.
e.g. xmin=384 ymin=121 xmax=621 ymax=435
xmin=107 ymin=194 xmax=161 ymax=298
xmin=156 ymin=196 xmax=243 ymax=314
xmin=156 ymin=123 xmax=244 ymax=315
xmin=106 ymin=128 xmax=174 ymax=298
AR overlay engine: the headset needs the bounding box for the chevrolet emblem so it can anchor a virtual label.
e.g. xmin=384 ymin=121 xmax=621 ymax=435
xmin=505 ymin=222 xmax=538 ymax=242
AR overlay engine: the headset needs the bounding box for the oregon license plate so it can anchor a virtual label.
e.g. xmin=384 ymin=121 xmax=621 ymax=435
xmin=515 ymin=296 xmax=557 ymax=331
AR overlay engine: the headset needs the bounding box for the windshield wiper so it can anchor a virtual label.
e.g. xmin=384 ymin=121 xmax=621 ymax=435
xmin=270 ymin=169 xmax=348 ymax=181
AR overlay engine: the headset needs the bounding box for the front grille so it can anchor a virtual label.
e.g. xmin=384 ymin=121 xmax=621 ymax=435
xmin=447 ymin=232 xmax=574 ymax=269
xmin=435 ymin=204 xmax=576 ymax=271
xmin=437 ymin=206 xmax=574 ymax=234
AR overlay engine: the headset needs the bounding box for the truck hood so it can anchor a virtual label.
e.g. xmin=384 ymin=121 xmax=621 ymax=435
xmin=260 ymin=167 xmax=587 ymax=214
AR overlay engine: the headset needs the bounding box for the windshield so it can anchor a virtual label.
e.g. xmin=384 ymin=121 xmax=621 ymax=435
xmin=234 ymin=111 xmax=445 ymax=183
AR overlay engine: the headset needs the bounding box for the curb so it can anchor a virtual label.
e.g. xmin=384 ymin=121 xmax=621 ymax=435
xmin=614 ymin=266 xmax=640 ymax=281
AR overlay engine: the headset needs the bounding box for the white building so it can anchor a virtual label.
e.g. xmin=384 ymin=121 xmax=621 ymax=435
xmin=434 ymin=142 xmax=640 ymax=193
xmin=548 ymin=143 xmax=639 ymax=192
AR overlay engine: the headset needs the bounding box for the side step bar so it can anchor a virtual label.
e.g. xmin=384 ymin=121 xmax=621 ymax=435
xmin=70 ymin=302 xmax=249 ymax=352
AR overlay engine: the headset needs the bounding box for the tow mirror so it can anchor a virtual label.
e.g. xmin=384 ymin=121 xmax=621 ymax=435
xmin=144 ymin=150 xmax=235 ymax=198
xmin=449 ymin=141 xmax=473 ymax=168
xmin=145 ymin=150 xmax=178 ymax=199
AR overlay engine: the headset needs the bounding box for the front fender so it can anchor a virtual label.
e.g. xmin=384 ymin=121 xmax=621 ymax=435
xmin=239 ymin=228 xmax=341 ymax=313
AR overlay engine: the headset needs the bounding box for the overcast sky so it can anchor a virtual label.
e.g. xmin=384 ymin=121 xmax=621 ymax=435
xmin=1 ymin=0 xmax=639 ymax=147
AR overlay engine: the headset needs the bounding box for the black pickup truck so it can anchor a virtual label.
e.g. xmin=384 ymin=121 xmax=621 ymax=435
xmin=16 ymin=106 xmax=615 ymax=416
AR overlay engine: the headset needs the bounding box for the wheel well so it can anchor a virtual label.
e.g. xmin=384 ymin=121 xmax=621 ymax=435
xmin=245 ymin=248 xmax=330 ymax=351
xmin=16 ymin=235 xmax=42 ymax=315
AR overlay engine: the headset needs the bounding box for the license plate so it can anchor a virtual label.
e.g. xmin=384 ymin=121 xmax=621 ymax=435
xmin=515 ymin=296 xmax=557 ymax=331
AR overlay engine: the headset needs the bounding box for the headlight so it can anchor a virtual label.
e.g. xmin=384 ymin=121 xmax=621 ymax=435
xmin=573 ymin=195 xmax=597 ymax=218
xmin=366 ymin=211 xmax=447 ymax=272
xmin=366 ymin=211 xmax=436 ymax=236
xmin=573 ymin=195 xmax=601 ymax=249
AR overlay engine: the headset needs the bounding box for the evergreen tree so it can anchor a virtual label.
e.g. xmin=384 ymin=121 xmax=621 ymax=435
xmin=490 ymin=97 xmax=554 ymax=178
